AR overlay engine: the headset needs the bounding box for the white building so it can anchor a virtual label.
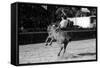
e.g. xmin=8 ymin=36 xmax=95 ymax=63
xmin=68 ymin=16 xmax=96 ymax=28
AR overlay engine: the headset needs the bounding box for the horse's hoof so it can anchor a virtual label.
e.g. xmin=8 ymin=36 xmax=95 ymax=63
xmin=58 ymin=54 xmax=60 ymax=56
xmin=49 ymin=44 xmax=52 ymax=47
xmin=45 ymin=44 xmax=48 ymax=46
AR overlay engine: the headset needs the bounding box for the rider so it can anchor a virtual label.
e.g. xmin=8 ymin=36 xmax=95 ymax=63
xmin=56 ymin=15 xmax=69 ymax=31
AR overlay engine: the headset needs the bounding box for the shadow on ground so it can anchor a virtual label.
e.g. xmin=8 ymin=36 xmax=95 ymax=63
xmin=57 ymin=52 xmax=96 ymax=61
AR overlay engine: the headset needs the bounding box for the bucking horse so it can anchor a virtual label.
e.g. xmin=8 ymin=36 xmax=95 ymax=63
xmin=45 ymin=23 xmax=71 ymax=56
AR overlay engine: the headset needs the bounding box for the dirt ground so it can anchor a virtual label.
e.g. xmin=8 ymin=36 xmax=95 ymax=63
xmin=19 ymin=39 xmax=96 ymax=64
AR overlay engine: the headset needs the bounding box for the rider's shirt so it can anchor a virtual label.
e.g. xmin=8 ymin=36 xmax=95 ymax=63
xmin=59 ymin=19 xmax=68 ymax=28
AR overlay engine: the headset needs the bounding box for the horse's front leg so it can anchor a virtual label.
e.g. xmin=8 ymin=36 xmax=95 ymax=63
xmin=48 ymin=37 xmax=54 ymax=46
xmin=45 ymin=36 xmax=50 ymax=46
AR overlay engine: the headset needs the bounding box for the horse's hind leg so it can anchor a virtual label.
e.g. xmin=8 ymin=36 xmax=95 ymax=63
xmin=63 ymin=41 xmax=68 ymax=56
xmin=58 ymin=46 xmax=63 ymax=56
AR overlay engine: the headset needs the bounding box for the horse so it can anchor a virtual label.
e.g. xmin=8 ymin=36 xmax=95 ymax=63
xmin=45 ymin=23 xmax=71 ymax=56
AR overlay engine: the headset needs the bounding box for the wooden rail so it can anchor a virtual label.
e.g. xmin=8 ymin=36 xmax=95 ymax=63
xmin=19 ymin=30 xmax=96 ymax=35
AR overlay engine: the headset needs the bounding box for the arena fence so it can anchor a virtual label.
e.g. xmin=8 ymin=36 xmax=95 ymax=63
xmin=18 ymin=30 xmax=96 ymax=45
